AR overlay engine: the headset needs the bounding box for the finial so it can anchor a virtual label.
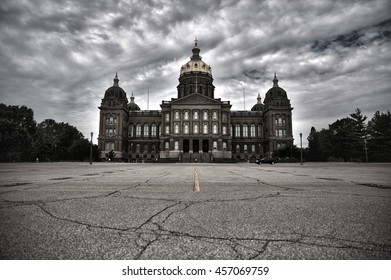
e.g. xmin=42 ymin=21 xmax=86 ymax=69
xmin=273 ymin=73 xmax=279 ymax=87
xmin=257 ymin=92 xmax=262 ymax=103
xmin=195 ymin=37 xmax=198 ymax=47
xmin=130 ymin=91 xmax=135 ymax=102
xmin=113 ymin=72 xmax=119 ymax=86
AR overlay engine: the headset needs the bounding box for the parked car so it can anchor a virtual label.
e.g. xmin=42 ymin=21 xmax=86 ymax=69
xmin=255 ymin=157 xmax=278 ymax=165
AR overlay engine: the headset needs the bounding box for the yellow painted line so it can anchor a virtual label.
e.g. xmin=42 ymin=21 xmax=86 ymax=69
xmin=194 ymin=167 xmax=200 ymax=192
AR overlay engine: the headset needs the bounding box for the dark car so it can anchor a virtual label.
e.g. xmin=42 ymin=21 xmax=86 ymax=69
xmin=255 ymin=158 xmax=278 ymax=165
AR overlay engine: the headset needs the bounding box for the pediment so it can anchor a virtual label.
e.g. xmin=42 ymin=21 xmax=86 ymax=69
xmin=169 ymin=93 xmax=223 ymax=105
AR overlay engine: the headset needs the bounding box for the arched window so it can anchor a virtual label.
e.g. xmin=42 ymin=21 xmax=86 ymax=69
xmin=222 ymin=125 xmax=227 ymax=135
xmin=151 ymin=124 xmax=157 ymax=137
xmin=251 ymin=144 xmax=256 ymax=153
xmin=235 ymin=124 xmax=241 ymax=138
xmin=244 ymin=144 xmax=248 ymax=152
xmin=203 ymin=124 xmax=208 ymax=134
xmin=250 ymin=124 xmax=256 ymax=137
xmin=174 ymin=123 xmax=179 ymax=134
xmin=193 ymin=124 xmax=199 ymax=134
xmin=136 ymin=124 xmax=142 ymax=137
xmin=236 ymin=144 xmax=240 ymax=152
xmin=213 ymin=124 xmax=218 ymax=134
xmin=223 ymin=142 xmax=227 ymax=150
xmin=109 ymin=116 xmax=114 ymax=125
xmin=213 ymin=141 xmax=217 ymax=150
xmin=212 ymin=111 xmax=218 ymax=120
xmin=165 ymin=142 xmax=169 ymax=150
xmin=203 ymin=111 xmax=208 ymax=120
xmin=184 ymin=111 xmax=189 ymax=120
xmin=243 ymin=124 xmax=248 ymax=138
xmin=128 ymin=124 xmax=133 ymax=137
xmin=184 ymin=123 xmax=189 ymax=134
xmin=175 ymin=111 xmax=180 ymax=120
xmin=165 ymin=125 xmax=170 ymax=135
xmin=258 ymin=125 xmax=263 ymax=138
xmin=143 ymin=123 xmax=149 ymax=137
xmin=174 ymin=141 xmax=179 ymax=150
xmin=193 ymin=111 xmax=199 ymax=120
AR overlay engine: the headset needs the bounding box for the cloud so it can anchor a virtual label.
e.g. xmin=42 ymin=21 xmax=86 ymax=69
xmin=0 ymin=0 xmax=390 ymax=146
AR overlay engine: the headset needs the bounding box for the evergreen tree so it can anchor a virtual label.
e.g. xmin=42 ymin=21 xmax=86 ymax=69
xmin=367 ymin=111 xmax=391 ymax=161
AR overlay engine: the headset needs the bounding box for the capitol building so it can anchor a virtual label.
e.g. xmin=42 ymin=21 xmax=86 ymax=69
xmin=98 ymin=41 xmax=293 ymax=162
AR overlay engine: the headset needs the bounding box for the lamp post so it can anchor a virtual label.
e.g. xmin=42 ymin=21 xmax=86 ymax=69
xmin=300 ymin=132 xmax=303 ymax=165
xmin=89 ymin=132 xmax=93 ymax=165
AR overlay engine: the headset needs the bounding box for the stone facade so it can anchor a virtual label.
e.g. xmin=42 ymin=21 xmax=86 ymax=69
xmin=98 ymin=42 xmax=293 ymax=162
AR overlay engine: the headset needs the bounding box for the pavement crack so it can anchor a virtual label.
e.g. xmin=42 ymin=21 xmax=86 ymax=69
xmin=35 ymin=203 xmax=137 ymax=232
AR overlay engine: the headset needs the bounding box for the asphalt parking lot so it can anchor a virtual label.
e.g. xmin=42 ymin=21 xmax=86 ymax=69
xmin=0 ymin=162 xmax=390 ymax=259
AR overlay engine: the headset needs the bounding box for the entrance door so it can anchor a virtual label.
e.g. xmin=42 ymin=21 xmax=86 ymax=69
xmin=202 ymin=140 xmax=209 ymax=153
xmin=183 ymin=140 xmax=189 ymax=153
xmin=193 ymin=140 xmax=199 ymax=153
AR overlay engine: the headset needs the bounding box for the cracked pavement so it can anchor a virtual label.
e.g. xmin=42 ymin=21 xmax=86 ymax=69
xmin=0 ymin=162 xmax=390 ymax=259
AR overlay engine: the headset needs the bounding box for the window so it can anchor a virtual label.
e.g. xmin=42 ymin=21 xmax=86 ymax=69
xmin=222 ymin=112 xmax=227 ymax=122
xmin=174 ymin=123 xmax=179 ymax=134
xmin=193 ymin=124 xmax=199 ymax=134
xmin=230 ymin=125 xmax=233 ymax=136
xmin=244 ymin=144 xmax=248 ymax=152
xmin=250 ymin=124 xmax=256 ymax=138
xmin=143 ymin=144 xmax=148 ymax=153
xmin=165 ymin=125 xmax=170 ymax=135
xmin=175 ymin=111 xmax=180 ymax=120
xmin=276 ymin=129 xmax=286 ymax=138
xmin=203 ymin=111 xmax=208 ymax=120
xmin=128 ymin=125 xmax=133 ymax=137
xmin=105 ymin=142 xmax=114 ymax=151
xmin=223 ymin=142 xmax=227 ymax=150
xmin=109 ymin=116 xmax=114 ymax=125
xmin=184 ymin=111 xmax=189 ymax=120
xmin=222 ymin=125 xmax=227 ymax=135
xmin=203 ymin=124 xmax=208 ymax=134
xmin=144 ymin=124 xmax=149 ymax=137
xmin=251 ymin=144 xmax=256 ymax=153
xmin=165 ymin=142 xmax=169 ymax=150
xmin=136 ymin=124 xmax=142 ymax=137
xmin=174 ymin=141 xmax=179 ymax=150
xmin=235 ymin=124 xmax=241 ymax=138
xmin=193 ymin=111 xmax=199 ymax=120
xmin=184 ymin=123 xmax=189 ymax=134
xmin=212 ymin=111 xmax=218 ymax=120
xmin=109 ymin=128 xmax=113 ymax=137
xmin=236 ymin=144 xmax=240 ymax=152
xmin=243 ymin=124 xmax=248 ymax=138
xmin=151 ymin=124 xmax=157 ymax=137
xmin=136 ymin=144 xmax=140 ymax=153
xmin=213 ymin=141 xmax=217 ymax=150
xmin=213 ymin=124 xmax=218 ymax=134
xmin=165 ymin=112 xmax=170 ymax=122
xmin=258 ymin=125 xmax=263 ymax=138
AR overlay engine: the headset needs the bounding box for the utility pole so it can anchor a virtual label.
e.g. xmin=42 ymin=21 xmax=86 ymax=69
xmin=300 ymin=133 xmax=303 ymax=165
xmin=89 ymin=132 xmax=93 ymax=165
xmin=364 ymin=139 xmax=368 ymax=162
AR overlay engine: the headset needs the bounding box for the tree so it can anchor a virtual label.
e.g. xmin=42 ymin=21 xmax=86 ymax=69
xmin=367 ymin=111 xmax=391 ymax=161
xmin=0 ymin=104 xmax=36 ymax=161
xmin=33 ymin=119 xmax=88 ymax=161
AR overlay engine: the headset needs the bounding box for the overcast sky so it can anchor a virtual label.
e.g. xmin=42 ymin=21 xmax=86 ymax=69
xmin=1 ymin=0 xmax=390 ymax=146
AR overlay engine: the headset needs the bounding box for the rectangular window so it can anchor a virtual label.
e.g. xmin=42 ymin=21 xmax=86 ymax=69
xmin=165 ymin=112 xmax=170 ymax=122
xmin=222 ymin=125 xmax=227 ymax=135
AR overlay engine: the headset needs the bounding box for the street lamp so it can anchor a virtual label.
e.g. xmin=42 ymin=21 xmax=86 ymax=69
xmin=300 ymin=132 xmax=303 ymax=165
xmin=89 ymin=132 xmax=93 ymax=165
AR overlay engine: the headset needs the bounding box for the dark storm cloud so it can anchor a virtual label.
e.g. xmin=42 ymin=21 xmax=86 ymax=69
xmin=0 ymin=0 xmax=390 ymax=145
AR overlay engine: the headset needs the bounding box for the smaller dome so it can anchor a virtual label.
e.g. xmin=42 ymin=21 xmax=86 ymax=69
xmin=128 ymin=93 xmax=140 ymax=111
xmin=264 ymin=73 xmax=288 ymax=103
xmin=251 ymin=93 xmax=264 ymax=112
xmin=104 ymin=73 xmax=128 ymax=101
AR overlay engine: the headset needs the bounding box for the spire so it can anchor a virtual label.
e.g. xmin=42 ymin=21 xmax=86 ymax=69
xmin=273 ymin=72 xmax=279 ymax=87
xmin=130 ymin=91 xmax=135 ymax=102
xmin=113 ymin=72 xmax=119 ymax=86
xmin=191 ymin=39 xmax=201 ymax=60
xmin=257 ymin=92 xmax=262 ymax=103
